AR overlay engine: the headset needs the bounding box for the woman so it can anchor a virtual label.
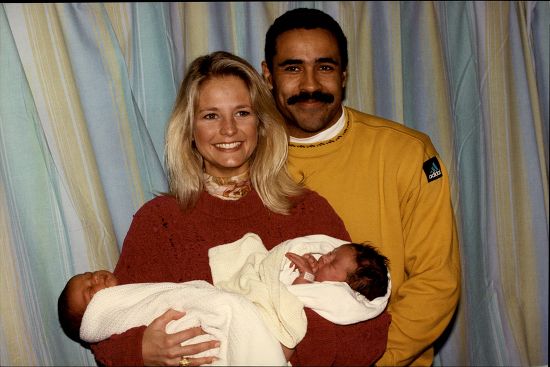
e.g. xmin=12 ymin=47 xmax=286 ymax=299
xmin=89 ymin=51 xmax=388 ymax=366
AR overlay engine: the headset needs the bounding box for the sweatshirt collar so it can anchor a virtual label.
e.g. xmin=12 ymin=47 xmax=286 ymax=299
xmin=289 ymin=110 xmax=346 ymax=145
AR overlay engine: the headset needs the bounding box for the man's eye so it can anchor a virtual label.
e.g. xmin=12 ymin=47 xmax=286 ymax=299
xmin=284 ymin=65 xmax=300 ymax=72
xmin=319 ymin=65 xmax=335 ymax=71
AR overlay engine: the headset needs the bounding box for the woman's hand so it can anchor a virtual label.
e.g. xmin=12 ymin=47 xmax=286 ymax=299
xmin=142 ymin=309 xmax=220 ymax=366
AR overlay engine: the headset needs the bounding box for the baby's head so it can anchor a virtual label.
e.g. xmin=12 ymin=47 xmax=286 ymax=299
xmin=316 ymin=243 xmax=389 ymax=301
xmin=58 ymin=270 xmax=118 ymax=342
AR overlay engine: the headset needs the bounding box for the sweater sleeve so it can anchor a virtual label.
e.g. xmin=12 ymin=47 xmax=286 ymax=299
xmin=89 ymin=197 xmax=175 ymax=366
xmin=379 ymin=152 xmax=461 ymax=366
xmin=89 ymin=327 xmax=146 ymax=366
xmin=291 ymin=308 xmax=391 ymax=366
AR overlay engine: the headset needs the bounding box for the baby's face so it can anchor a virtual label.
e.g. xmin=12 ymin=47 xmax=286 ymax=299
xmin=68 ymin=270 xmax=118 ymax=315
xmin=315 ymin=245 xmax=357 ymax=282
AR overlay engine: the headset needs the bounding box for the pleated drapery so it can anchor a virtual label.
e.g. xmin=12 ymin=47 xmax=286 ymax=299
xmin=0 ymin=2 xmax=548 ymax=366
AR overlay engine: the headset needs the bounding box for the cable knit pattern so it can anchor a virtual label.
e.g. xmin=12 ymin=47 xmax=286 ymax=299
xmin=209 ymin=233 xmax=391 ymax=350
xmin=90 ymin=189 xmax=391 ymax=366
xmin=81 ymin=281 xmax=286 ymax=365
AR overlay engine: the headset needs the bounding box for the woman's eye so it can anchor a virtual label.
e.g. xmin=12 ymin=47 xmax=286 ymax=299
xmin=203 ymin=113 xmax=217 ymax=120
xmin=236 ymin=110 xmax=251 ymax=117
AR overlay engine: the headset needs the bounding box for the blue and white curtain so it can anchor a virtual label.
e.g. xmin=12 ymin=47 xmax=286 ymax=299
xmin=0 ymin=2 xmax=548 ymax=366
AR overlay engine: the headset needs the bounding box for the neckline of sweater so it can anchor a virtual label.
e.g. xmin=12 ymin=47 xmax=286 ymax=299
xmin=194 ymin=188 xmax=266 ymax=219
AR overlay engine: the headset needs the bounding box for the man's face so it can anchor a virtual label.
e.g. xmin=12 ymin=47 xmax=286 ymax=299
xmin=262 ymin=28 xmax=347 ymax=139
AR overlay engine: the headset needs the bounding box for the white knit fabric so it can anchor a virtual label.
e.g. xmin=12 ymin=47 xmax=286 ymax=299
xmin=80 ymin=280 xmax=286 ymax=366
xmin=208 ymin=233 xmax=391 ymax=348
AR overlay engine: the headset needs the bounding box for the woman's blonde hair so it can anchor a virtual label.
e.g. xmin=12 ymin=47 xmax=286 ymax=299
xmin=165 ymin=51 xmax=303 ymax=214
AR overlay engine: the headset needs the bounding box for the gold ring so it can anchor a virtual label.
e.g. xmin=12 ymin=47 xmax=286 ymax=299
xmin=179 ymin=356 xmax=190 ymax=367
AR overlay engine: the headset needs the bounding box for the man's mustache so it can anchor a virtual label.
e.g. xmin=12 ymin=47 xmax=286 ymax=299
xmin=287 ymin=91 xmax=335 ymax=105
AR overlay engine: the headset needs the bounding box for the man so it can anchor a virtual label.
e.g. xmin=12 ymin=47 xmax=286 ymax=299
xmin=262 ymin=8 xmax=461 ymax=366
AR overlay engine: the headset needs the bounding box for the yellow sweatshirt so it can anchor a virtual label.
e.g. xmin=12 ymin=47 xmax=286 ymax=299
xmin=287 ymin=107 xmax=461 ymax=366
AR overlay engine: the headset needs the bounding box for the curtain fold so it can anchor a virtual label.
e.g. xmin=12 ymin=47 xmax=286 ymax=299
xmin=0 ymin=2 xmax=547 ymax=366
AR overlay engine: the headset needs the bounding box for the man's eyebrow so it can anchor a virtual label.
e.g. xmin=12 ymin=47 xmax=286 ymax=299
xmin=277 ymin=57 xmax=340 ymax=67
xmin=317 ymin=57 xmax=339 ymax=65
xmin=277 ymin=59 xmax=303 ymax=67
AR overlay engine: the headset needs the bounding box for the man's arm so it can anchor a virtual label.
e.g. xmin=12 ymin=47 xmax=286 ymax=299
xmin=379 ymin=155 xmax=461 ymax=366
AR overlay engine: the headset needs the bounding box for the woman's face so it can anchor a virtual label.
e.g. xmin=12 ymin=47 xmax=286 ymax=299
xmin=193 ymin=75 xmax=258 ymax=177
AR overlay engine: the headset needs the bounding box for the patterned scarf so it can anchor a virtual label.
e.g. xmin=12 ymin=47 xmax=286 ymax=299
xmin=204 ymin=170 xmax=252 ymax=200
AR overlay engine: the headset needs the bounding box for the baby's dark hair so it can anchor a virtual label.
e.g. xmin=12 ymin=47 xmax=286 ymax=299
xmin=57 ymin=279 xmax=85 ymax=344
xmin=345 ymin=243 xmax=390 ymax=301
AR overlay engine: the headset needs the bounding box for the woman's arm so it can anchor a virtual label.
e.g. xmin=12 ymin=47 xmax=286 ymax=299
xmin=90 ymin=326 xmax=146 ymax=366
xmin=90 ymin=197 xmax=220 ymax=366
xmin=90 ymin=200 xmax=166 ymax=365
xmin=141 ymin=310 xmax=219 ymax=366
xmin=290 ymin=308 xmax=391 ymax=366
xmin=90 ymin=311 xmax=219 ymax=366
xmin=281 ymin=344 xmax=295 ymax=361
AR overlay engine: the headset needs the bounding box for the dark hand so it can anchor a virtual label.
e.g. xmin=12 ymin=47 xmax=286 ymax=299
xmin=285 ymin=252 xmax=319 ymax=283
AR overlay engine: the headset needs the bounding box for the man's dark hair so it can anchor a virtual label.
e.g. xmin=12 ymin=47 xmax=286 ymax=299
xmin=346 ymin=243 xmax=390 ymax=301
xmin=264 ymin=8 xmax=348 ymax=72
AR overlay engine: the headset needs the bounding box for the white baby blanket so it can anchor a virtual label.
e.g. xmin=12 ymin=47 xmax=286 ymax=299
xmin=208 ymin=233 xmax=391 ymax=348
xmin=80 ymin=280 xmax=287 ymax=366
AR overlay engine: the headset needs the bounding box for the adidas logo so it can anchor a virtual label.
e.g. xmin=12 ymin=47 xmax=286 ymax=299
xmin=428 ymin=162 xmax=442 ymax=180
xmin=423 ymin=157 xmax=443 ymax=182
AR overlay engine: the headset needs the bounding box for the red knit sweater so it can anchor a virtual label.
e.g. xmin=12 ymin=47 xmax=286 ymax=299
xmin=90 ymin=189 xmax=390 ymax=366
